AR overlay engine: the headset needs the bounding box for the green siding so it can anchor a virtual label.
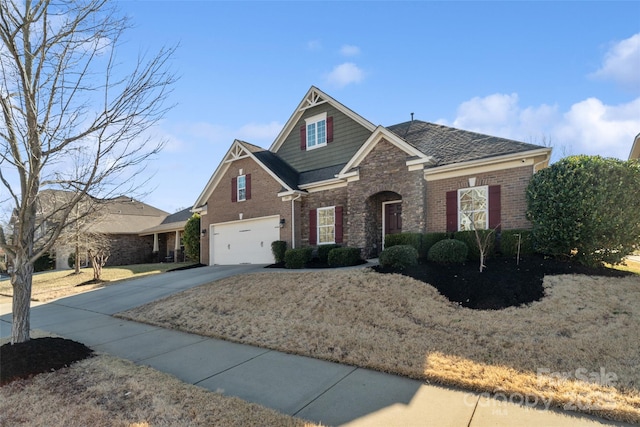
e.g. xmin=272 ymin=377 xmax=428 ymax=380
xmin=276 ymin=104 xmax=372 ymax=173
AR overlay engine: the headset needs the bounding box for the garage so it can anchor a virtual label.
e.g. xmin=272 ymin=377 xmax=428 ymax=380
xmin=210 ymin=215 xmax=280 ymax=265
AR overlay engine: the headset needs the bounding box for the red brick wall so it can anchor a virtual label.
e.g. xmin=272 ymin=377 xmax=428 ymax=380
xmin=426 ymin=165 xmax=534 ymax=232
xmin=200 ymin=157 xmax=290 ymax=264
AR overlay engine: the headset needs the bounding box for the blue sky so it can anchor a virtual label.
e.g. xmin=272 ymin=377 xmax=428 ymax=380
xmin=116 ymin=1 xmax=640 ymax=213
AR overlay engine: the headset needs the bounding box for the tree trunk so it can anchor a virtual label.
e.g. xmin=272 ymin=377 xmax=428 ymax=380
xmin=75 ymin=243 xmax=80 ymax=274
xmin=11 ymin=260 xmax=34 ymax=344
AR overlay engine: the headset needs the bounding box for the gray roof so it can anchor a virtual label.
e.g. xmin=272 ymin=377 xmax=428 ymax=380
xmin=387 ymin=120 xmax=545 ymax=166
xmin=253 ymin=150 xmax=300 ymax=191
xmin=161 ymin=207 xmax=193 ymax=225
xmin=298 ymin=164 xmax=346 ymax=186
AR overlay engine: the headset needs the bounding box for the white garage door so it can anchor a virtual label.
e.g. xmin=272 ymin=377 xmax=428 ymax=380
xmin=210 ymin=216 xmax=280 ymax=265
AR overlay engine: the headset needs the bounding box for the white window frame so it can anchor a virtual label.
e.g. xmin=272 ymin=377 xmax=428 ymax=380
xmin=305 ymin=112 xmax=327 ymax=150
xmin=317 ymin=206 xmax=335 ymax=245
xmin=458 ymin=185 xmax=488 ymax=231
xmin=237 ymin=174 xmax=246 ymax=202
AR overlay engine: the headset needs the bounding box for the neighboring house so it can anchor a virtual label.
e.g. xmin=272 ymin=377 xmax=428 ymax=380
xmin=630 ymin=133 xmax=640 ymax=160
xmin=139 ymin=207 xmax=193 ymax=262
xmin=18 ymin=190 xmax=169 ymax=269
xmin=193 ymin=86 xmax=552 ymax=265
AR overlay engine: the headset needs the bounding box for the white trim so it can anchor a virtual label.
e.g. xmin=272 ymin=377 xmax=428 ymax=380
xmin=299 ymin=180 xmax=347 ymax=192
xmin=269 ymin=86 xmax=376 ymax=152
xmin=193 ymin=140 xmax=295 ymax=209
xmin=237 ymin=174 xmax=247 ymax=202
xmin=304 ymin=112 xmax=327 ymax=150
xmin=317 ymin=206 xmax=336 ymax=245
xmin=338 ymin=126 xmax=435 ymax=177
xmin=457 ymin=186 xmax=489 ymax=231
xmin=424 ymin=148 xmax=551 ymax=182
xmin=381 ymin=200 xmax=402 ymax=250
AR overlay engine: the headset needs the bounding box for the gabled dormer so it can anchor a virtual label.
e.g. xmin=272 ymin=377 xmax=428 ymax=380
xmin=270 ymin=86 xmax=376 ymax=173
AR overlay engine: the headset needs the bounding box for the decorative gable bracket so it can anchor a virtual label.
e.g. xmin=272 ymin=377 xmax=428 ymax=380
xmin=299 ymin=88 xmax=328 ymax=111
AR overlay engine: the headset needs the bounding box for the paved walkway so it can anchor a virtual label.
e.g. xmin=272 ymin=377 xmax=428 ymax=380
xmin=0 ymin=264 xmax=632 ymax=426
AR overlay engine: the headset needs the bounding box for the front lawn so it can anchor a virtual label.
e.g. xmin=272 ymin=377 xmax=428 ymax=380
xmin=117 ymin=267 xmax=640 ymax=424
xmin=0 ymin=262 xmax=196 ymax=302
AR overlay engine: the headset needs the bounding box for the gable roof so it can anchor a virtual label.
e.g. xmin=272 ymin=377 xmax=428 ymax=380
xmin=91 ymin=196 xmax=168 ymax=234
xmin=269 ymin=86 xmax=376 ymax=153
xmin=193 ymin=139 xmax=301 ymax=209
xmin=387 ymin=120 xmax=548 ymax=167
xmin=139 ymin=207 xmax=192 ymax=235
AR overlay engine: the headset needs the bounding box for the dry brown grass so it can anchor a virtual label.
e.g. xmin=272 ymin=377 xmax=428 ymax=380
xmin=0 ymin=353 xmax=318 ymax=426
xmin=118 ymin=270 xmax=640 ymax=424
xmin=0 ymin=263 xmax=193 ymax=302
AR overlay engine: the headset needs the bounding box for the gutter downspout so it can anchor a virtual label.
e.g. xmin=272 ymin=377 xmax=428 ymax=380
xmin=291 ymin=194 xmax=302 ymax=249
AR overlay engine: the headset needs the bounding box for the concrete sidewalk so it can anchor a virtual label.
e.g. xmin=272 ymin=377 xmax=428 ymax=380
xmin=0 ymin=266 xmax=632 ymax=426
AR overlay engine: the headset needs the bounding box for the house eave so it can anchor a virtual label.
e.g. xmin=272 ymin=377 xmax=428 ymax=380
xmin=424 ymin=148 xmax=552 ymax=181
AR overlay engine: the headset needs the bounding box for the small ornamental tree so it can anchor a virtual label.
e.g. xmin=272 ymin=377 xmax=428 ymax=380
xmin=183 ymin=214 xmax=201 ymax=262
xmin=526 ymin=155 xmax=640 ymax=267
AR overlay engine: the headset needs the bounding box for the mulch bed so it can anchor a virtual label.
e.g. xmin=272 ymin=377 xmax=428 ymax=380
xmin=0 ymin=337 xmax=93 ymax=386
xmin=373 ymin=254 xmax=632 ymax=310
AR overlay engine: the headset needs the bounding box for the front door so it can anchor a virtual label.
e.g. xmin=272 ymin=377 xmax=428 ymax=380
xmin=384 ymin=202 xmax=402 ymax=235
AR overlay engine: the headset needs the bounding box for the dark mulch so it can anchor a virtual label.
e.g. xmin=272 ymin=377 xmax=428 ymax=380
xmin=265 ymin=259 xmax=368 ymax=269
xmin=0 ymin=337 xmax=93 ymax=386
xmin=373 ymin=254 xmax=633 ymax=310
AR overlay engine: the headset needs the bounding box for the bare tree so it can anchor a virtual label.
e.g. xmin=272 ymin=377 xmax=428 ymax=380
xmin=86 ymin=231 xmax=110 ymax=281
xmin=0 ymin=0 xmax=176 ymax=343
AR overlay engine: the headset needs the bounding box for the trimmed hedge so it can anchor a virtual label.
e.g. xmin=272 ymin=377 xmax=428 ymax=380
xmin=284 ymin=247 xmax=313 ymax=269
xmin=384 ymin=232 xmax=449 ymax=258
xmin=379 ymin=245 xmax=418 ymax=270
xmin=318 ymin=244 xmax=341 ymax=264
xmin=453 ymin=230 xmax=496 ymax=261
xmin=427 ymin=239 xmax=468 ymax=264
xmin=328 ymin=247 xmax=362 ymax=267
xmin=422 ymin=232 xmax=450 ymax=255
xmin=271 ymin=240 xmax=287 ymax=264
xmin=500 ymin=229 xmax=534 ymax=257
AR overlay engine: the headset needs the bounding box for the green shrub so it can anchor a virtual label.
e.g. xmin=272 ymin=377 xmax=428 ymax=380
xmin=379 ymin=245 xmax=418 ymax=270
xmin=271 ymin=240 xmax=287 ymax=264
xmin=427 ymin=239 xmax=468 ymax=264
xmin=317 ymin=244 xmax=341 ymax=264
xmin=183 ymin=214 xmax=201 ymax=262
xmin=453 ymin=230 xmax=495 ymax=261
xmin=328 ymin=247 xmax=362 ymax=267
xmin=422 ymin=232 xmax=450 ymax=255
xmin=500 ymin=229 xmax=534 ymax=257
xmin=527 ymin=155 xmax=640 ymax=267
xmin=284 ymin=247 xmax=313 ymax=269
xmin=385 ymin=233 xmax=422 ymax=256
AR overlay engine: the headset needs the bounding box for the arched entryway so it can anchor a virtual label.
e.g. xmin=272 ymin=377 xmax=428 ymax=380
xmin=364 ymin=191 xmax=402 ymax=258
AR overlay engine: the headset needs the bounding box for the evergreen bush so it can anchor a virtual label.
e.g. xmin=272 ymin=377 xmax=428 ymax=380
xmin=284 ymin=247 xmax=313 ymax=269
xmin=271 ymin=240 xmax=287 ymax=264
xmin=379 ymin=245 xmax=418 ymax=269
xmin=427 ymin=239 xmax=468 ymax=264
xmin=317 ymin=244 xmax=341 ymax=264
xmin=500 ymin=229 xmax=534 ymax=257
xmin=327 ymin=247 xmax=362 ymax=267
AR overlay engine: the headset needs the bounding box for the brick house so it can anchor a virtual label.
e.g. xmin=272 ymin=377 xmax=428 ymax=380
xmin=193 ymin=87 xmax=551 ymax=265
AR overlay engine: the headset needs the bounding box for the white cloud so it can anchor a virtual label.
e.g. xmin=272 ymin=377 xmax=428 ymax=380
xmin=445 ymin=93 xmax=639 ymax=161
xmin=553 ymin=97 xmax=640 ymax=159
xmin=592 ymin=33 xmax=640 ymax=91
xmin=340 ymin=44 xmax=361 ymax=57
xmin=325 ymin=62 xmax=364 ymax=88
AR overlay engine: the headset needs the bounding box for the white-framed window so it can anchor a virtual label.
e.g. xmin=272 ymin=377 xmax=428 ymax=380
xmin=237 ymin=175 xmax=246 ymax=201
xmin=317 ymin=206 xmax=335 ymax=244
xmin=458 ymin=186 xmax=488 ymax=231
xmin=305 ymin=112 xmax=327 ymax=150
